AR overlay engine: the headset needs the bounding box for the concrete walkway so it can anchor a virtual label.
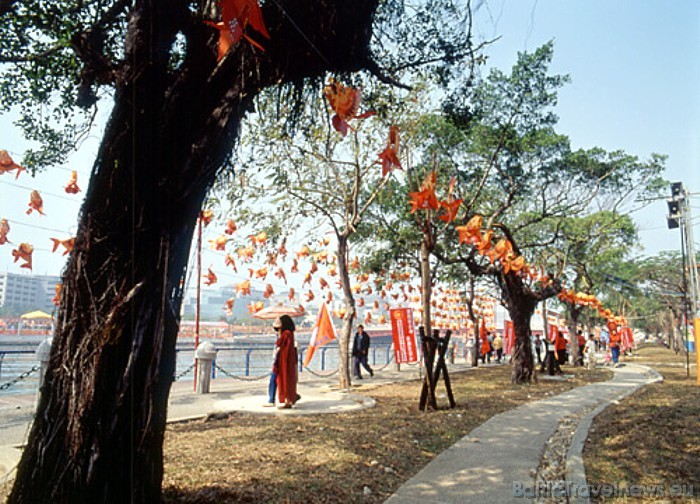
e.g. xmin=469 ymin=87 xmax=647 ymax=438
xmin=385 ymin=364 xmax=662 ymax=504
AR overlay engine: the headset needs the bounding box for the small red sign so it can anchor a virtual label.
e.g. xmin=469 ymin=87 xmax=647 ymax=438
xmin=390 ymin=307 xmax=418 ymax=363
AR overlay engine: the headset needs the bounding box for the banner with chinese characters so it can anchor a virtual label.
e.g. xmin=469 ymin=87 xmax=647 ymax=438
xmin=390 ymin=307 xmax=418 ymax=363
xmin=504 ymin=320 xmax=514 ymax=354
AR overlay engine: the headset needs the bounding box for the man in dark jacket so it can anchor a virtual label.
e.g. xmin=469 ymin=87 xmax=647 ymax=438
xmin=352 ymin=324 xmax=374 ymax=379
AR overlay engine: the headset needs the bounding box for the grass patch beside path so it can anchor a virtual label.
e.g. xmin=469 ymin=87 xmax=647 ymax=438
xmin=162 ymin=365 xmax=610 ymax=503
xmin=584 ymin=344 xmax=700 ymax=501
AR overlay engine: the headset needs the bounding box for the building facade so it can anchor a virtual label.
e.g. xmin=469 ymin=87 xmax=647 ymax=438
xmin=0 ymin=271 xmax=61 ymax=315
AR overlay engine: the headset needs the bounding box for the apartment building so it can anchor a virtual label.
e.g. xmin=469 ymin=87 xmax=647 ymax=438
xmin=0 ymin=271 xmax=61 ymax=314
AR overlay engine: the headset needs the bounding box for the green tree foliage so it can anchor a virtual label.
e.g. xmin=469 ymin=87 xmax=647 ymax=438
xmin=226 ymin=91 xmax=398 ymax=389
xmin=552 ymin=211 xmax=638 ymax=364
xmin=616 ymin=252 xmax=690 ymax=349
xmin=362 ymin=42 xmax=666 ymax=382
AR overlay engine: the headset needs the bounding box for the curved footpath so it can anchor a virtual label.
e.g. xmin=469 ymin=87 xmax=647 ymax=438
xmin=385 ymin=363 xmax=662 ymax=504
xmin=1 ymin=362 xmax=660 ymax=502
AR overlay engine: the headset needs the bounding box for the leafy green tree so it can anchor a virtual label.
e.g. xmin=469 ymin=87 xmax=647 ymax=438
xmin=620 ymin=252 xmax=690 ymax=350
xmin=1 ymin=0 xmax=474 ymax=500
xmin=364 ymin=42 xmax=666 ymax=383
xmin=227 ymin=93 xmax=396 ymax=389
xmin=552 ymin=212 xmax=638 ymax=365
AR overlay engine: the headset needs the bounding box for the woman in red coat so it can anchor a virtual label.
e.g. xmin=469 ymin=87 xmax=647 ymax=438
xmin=273 ymin=315 xmax=298 ymax=409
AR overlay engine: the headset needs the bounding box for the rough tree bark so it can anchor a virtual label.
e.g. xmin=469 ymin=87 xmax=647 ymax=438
xmin=337 ymin=234 xmax=355 ymax=389
xmin=499 ymin=271 xmax=559 ymax=384
xmin=566 ymin=303 xmax=584 ymax=367
xmin=420 ymin=239 xmax=433 ymax=336
xmin=9 ymin=0 xmax=379 ymax=502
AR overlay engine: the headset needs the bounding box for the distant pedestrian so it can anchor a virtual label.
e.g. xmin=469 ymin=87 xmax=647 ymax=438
xmin=576 ymin=330 xmax=586 ymax=366
xmin=273 ymin=315 xmax=299 ymax=409
xmin=555 ymin=331 xmax=568 ymax=365
xmin=608 ymin=322 xmax=621 ymax=367
xmin=534 ymin=334 xmax=543 ymax=364
xmin=352 ymin=324 xmax=374 ymax=379
xmin=584 ymin=333 xmax=597 ymax=370
xmin=541 ymin=335 xmax=562 ymax=375
xmin=492 ymin=333 xmax=504 ymax=363
xmin=480 ymin=332 xmax=491 ymax=364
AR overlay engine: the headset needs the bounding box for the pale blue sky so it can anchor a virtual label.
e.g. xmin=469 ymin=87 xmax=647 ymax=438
xmin=473 ymin=0 xmax=699 ymax=257
xmin=0 ymin=0 xmax=698 ymax=279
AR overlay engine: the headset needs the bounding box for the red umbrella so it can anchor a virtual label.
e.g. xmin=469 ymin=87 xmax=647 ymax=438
xmin=252 ymin=304 xmax=306 ymax=320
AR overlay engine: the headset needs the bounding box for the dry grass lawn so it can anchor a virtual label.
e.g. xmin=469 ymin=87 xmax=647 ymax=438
xmin=162 ymin=365 xmax=610 ymax=503
xmin=0 ymin=363 xmax=614 ymax=503
xmin=584 ymin=344 xmax=700 ymax=501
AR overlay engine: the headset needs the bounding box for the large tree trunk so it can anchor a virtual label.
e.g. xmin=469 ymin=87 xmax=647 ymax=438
xmin=509 ymin=298 xmax=537 ymax=384
xmin=567 ymin=304 xmax=584 ymax=367
xmin=500 ymin=272 xmax=538 ymax=384
xmin=337 ymin=235 xmax=355 ymax=389
xmin=420 ymin=239 xmax=432 ymax=335
xmin=10 ymin=0 xmax=379 ymax=501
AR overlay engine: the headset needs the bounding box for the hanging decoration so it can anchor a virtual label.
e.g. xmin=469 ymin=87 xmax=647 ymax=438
xmin=204 ymin=0 xmax=270 ymax=60
xmin=50 ymin=237 xmax=75 ymax=256
xmin=64 ymin=171 xmax=81 ymax=194
xmin=26 ymin=190 xmax=45 ymax=216
xmin=0 ymin=150 xmax=25 ymax=179
xmin=11 ymin=242 xmax=33 ymax=269
xmin=0 ymin=219 xmax=10 ymax=245
xmin=323 ymin=79 xmax=375 ymax=136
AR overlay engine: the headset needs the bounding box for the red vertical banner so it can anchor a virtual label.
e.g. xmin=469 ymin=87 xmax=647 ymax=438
xmin=504 ymin=320 xmax=514 ymax=355
xmin=621 ymin=326 xmax=634 ymax=351
xmin=547 ymin=324 xmax=558 ymax=343
xmin=390 ymin=308 xmax=418 ymax=363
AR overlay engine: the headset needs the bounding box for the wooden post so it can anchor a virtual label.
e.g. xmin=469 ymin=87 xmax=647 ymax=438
xmin=419 ymin=326 xmax=438 ymax=410
xmin=433 ymin=330 xmax=456 ymax=408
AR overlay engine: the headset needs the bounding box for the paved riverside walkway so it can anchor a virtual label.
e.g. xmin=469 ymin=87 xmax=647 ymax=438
xmin=385 ymin=363 xmax=662 ymax=504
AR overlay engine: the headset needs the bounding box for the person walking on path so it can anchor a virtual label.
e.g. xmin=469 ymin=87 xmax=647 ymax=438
xmin=492 ymin=333 xmax=504 ymax=363
xmin=541 ymin=334 xmax=562 ymax=375
xmin=576 ymin=330 xmax=586 ymax=366
xmin=608 ymin=321 xmax=622 ymax=367
xmin=555 ymin=331 xmax=568 ymax=366
xmin=480 ymin=331 xmax=492 ymax=364
xmin=274 ymin=314 xmax=298 ymax=409
xmin=584 ymin=333 xmax=597 ymax=370
xmin=352 ymin=324 xmax=374 ymax=379
xmin=533 ymin=334 xmax=543 ymax=365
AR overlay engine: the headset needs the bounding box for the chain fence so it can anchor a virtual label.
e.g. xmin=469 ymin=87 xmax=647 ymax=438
xmin=0 ymin=365 xmax=40 ymax=391
xmin=302 ymin=366 xmax=339 ymax=378
xmin=214 ymin=362 xmax=269 ymax=381
xmin=173 ymin=362 xmax=195 ymax=381
xmin=373 ymin=353 xmax=396 ymax=372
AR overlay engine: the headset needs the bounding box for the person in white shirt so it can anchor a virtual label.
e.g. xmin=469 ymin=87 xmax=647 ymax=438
xmin=584 ymin=333 xmax=597 ymax=370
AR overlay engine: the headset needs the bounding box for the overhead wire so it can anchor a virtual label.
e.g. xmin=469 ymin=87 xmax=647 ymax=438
xmin=0 ymin=179 xmax=86 ymax=203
